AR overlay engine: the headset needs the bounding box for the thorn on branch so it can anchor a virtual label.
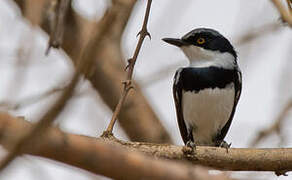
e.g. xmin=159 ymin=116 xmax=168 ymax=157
xmin=145 ymin=31 xmax=152 ymax=40
xmin=122 ymin=80 xmax=131 ymax=86
xmin=137 ymin=29 xmax=152 ymax=40
xmin=122 ymin=80 xmax=134 ymax=92
xmin=127 ymin=85 xmax=135 ymax=91
xmin=124 ymin=58 xmax=134 ymax=71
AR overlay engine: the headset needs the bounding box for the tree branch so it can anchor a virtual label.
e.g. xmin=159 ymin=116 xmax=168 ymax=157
xmin=0 ymin=113 xmax=291 ymax=176
xmin=45 ymin=0 xmax=70 ymax=54
xmin=12 ymin=0 xmax=172 ymax=144
xmin=0 ymin=70 xmax=80 ymax=171
xmin=286 ymin=0 xmax=292 ymax=13
xmin=0 ymin=113 xmax=231 ymax=180
xmin=0 ymin=0 xmax=118 ymax=170
xmin=105 ymin=0 xmax=153 ymax=134
xmin=271 ymin=0 xmax=292 ymax=27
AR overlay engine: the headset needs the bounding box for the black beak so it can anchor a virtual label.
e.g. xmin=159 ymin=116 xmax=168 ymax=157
xmin=162 ymin=38 xmax=188 ymax=47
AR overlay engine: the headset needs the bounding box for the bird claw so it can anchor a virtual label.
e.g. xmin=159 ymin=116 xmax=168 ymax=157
xmin=182 ymin=140 xmax=196 ymax=155
xmin=219 ymin=141 xmax=231 ymax=153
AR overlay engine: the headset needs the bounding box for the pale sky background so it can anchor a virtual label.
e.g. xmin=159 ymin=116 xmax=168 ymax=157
xmin=0 ymin=0 xmax=292 ymax=179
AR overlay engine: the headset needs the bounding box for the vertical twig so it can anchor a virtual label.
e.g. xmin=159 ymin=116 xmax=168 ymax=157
xmin=104 ymin=0 xmax=153 ymax=135
xmin=46 ymin=0 xmax=70 ymax=55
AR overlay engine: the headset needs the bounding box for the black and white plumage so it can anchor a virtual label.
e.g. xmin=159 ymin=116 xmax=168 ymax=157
xmin=163 ymin=28 xmax=242 ymax=147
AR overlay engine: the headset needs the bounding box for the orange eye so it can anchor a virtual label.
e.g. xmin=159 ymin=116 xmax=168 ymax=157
xmin=197 ymin=38 xmax=205 ymax=44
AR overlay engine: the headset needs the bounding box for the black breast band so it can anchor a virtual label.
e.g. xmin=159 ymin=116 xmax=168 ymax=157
xmin=179 ymin=66 xmax=237 ymax=92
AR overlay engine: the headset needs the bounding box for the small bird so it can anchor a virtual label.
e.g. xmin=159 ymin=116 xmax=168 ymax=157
xmin=162 ymin=28 xmax=242 ymax=148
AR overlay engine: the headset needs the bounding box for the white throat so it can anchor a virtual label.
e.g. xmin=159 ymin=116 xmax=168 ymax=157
xmin=181 ymin=46 xmax=236 ymax=69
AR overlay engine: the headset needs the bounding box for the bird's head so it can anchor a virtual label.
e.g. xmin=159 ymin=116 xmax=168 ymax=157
xmin=162 ymin=28 xmax=237 ymax=68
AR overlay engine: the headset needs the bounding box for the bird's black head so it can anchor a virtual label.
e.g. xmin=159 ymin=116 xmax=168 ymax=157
xmin=162 ymin=28 xmax=237 ymax=59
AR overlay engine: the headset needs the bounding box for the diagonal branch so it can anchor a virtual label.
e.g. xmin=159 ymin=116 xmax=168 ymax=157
xmin=105 ymin=0 xmax=153 ymax=134
xmin=0 ymin=0 xmax=117 ymax=171
xmin=271 ymin=0 xmax=292 ymax=27
xmin=0 ymin=70 xmax=80 ymax=171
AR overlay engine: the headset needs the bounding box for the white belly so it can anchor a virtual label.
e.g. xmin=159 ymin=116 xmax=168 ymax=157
xmin=182 ymin=84 xmax=235 ymax=145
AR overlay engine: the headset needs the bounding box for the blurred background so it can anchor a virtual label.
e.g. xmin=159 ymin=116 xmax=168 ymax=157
xmin=0 ymin=0 xmax=292 ymax=179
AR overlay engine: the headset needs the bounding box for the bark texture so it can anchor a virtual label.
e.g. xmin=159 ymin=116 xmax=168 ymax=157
xmin=0 ymin=113 xmax=291 ymax=176
xmin=0 ymin=113 xmax=231 ymax=180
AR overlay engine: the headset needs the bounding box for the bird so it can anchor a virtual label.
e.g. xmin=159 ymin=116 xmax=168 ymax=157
xmin=162 ymin=28 xmax=242 ymax=148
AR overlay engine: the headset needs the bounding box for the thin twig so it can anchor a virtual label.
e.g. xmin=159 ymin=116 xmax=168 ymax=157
xmin=46 ymin=0 xmax=70 ymax=55
xmin=104 ymin=0 xmax=153 ymax=134
xmin=271 ymin=0 xmax=292 ymax=27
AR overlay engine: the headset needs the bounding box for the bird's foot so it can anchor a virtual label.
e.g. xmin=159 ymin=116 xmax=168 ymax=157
xmin=219 ymin=141 xmax=231 ymax=153
xmin=182 ymin=140 xmax=196 ymax=155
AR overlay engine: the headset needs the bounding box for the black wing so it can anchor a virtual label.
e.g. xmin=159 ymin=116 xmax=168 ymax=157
xmin=173 ymin=69 xmax=190 ymax=144
xmin=216 ymin=70 xmax=242 ymax=143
